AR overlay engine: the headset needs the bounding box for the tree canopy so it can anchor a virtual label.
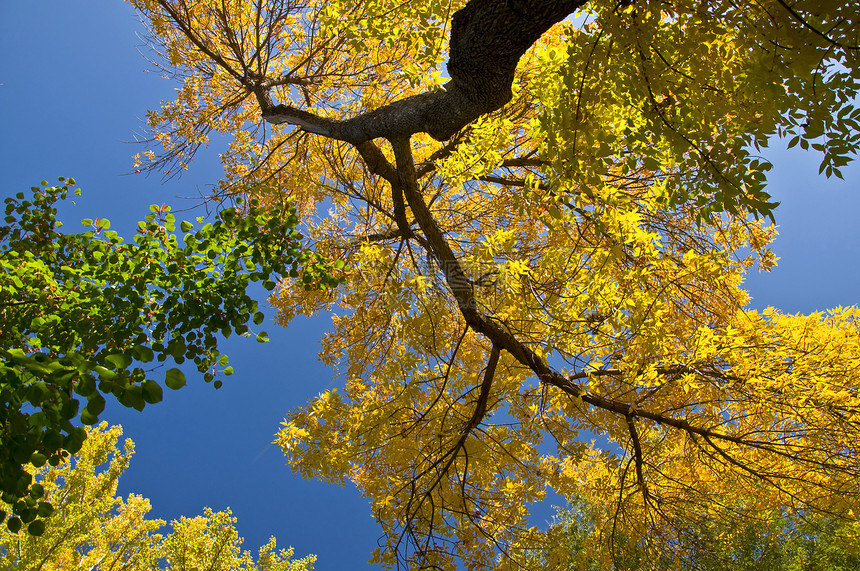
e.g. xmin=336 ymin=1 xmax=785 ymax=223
xmin=0 ymin=179 xmax=340 ymax=531
xmin=8 ymin=0 xmax=860 ymax=568
xmin=0 ymin=422 xmax=316 ymax=570
xmin=533 ymin=494 xmax=860 ymax=570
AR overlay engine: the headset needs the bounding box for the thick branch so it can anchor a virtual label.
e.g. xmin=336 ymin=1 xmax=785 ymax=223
xmin=626 ymin=415 xmax=648 ymax=504
xmin=261 ymin=0 xmax=586 ymax=141
xmin=391 ymin=136 xmax=785 ymax=459
xmin=355 ymin=141 xmax=399 ymax=186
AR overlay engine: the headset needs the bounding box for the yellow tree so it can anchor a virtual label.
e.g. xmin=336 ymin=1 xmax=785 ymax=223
xmin=127 ymin=0 xmax=860 ymax=568
xmin=0 ymin=423 xmax=316 ymax=571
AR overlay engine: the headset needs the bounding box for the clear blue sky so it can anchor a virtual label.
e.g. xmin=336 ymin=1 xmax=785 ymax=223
xmin=1 ymin=1 xmax=858 ymax=568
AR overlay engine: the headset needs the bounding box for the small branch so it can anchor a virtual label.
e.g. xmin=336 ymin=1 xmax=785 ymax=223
xmin=0 ymin=299 xmax=42 ymax=308
xmin=626 ymin=414 xmax=648 ymax=505
xmin=477 ymin=174 xmax=548 ymax=190
xmin=359 ymin=229 xmax=412 ymax=243
xmin=259 ymin=74 xmax=320 ymax=88
xmin=416 ymin=137 xmax=465 ymax=178
xmin=396 ymin=344 xmax=501 ymax=565
xmin=155 ymin=0 xmax=244 ymax=83
xmin=470 ymin=344 xmax=501 ymax=429
xmin=500 ymin=157 xmax=549 ymax=168
xmin=773 ymin=0 xmax=859 ymax=50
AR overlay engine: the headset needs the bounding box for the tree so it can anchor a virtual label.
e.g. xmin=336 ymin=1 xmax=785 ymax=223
xmin=0 ymin=422 xmax=316 ymax=570
xmin=530 ymin=494 xmax=860 ymax=571
xmin=0 ymin=179 xmax=340 ymax=533
xmin=126 ymin=0 xmax=860 ymax=568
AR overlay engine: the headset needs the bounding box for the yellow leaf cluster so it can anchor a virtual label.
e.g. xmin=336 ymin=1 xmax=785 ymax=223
xmin=0 ymin=423 xmax=315 ymax=571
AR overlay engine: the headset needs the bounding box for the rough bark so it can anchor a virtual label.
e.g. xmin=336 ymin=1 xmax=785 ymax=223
xmin=259 ymin=0 xmax=586 ymax=141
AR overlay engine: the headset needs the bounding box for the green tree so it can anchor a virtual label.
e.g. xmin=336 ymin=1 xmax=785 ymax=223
xmin=0 ymin=179 xmax=341 ymax=533
xmin=532 ymin=496 xmax=860 ymax=571
xmin=0 ymin=422 xmax=316 ymax=570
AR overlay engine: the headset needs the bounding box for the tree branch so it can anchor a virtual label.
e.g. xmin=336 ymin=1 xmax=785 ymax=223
xmin=626 ymin=414 xmax=648 ymax=505
xmin=390 ymin=135 xmax=800 ymax=469
xmin=260 ymin=0 xmax=587 ymax=142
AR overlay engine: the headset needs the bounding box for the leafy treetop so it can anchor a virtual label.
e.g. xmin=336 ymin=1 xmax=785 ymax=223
xmin=0 ymin=179 xmax=342 ymax=535
xmin=532 ymin=494 xmax=860 ymax=571
xmin=0 ymin=422 xmax=316 ymax=570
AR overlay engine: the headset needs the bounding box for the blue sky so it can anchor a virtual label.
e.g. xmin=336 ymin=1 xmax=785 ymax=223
xmin=1 ymin=1 xmax=858 ymax=568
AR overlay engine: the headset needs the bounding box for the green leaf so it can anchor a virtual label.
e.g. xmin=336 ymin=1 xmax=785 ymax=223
xmin=86 ymin=393 xmax=106 ymax=415
xmin=105 ymin=353 xmax=132 ymax=369
xmin=19 ymin=508 xmax=36 ymax=524
xmin=65 ymin=427 xmax=87 ymax=454
xmin=0 ymin=181 xmax=314 ymax=495
xmin=27 ymin=519 xmax=45 ymax=536
xmin=170 ymin=341 xmax=186 ymax=360
xmin=256 ymin=331 xmax=269 ymax=343
xmin=6 ymin=517 xmax=21 ymax=533
xmin=92 ymin=365 xmax=117 ymax=381
xmin=36 ymin=502 xmax=53 ymax=518
xmin=80 ymin=408 xmax=99 ymax=425
xmin=134 ymin=346 xmax=155 ymax=363
xmin=75 ymin=377 xmax=97 ymax=397
xmin=223 ymin=366 xmax=234 ymax=376
xmin=125 ymin=386 xmax=146 ymax=412
xmin=42 ymin=431 xmax=63 ymax=453
xmin=142 ymin=380 xmax=163 ymax=404
xmin=165 ymin=368 xmax=186 ymax=390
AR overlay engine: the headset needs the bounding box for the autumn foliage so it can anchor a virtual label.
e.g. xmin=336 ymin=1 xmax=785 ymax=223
xmin=39 ymin=0 xmax=860 ymax=568
xmin=0 ymin=423 xmax=315 ymax=570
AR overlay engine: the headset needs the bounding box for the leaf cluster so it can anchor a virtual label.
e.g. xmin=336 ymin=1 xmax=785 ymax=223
xmin=0 ymin=423 xmax=316 ymax=571
xmin=530 ymin=494 xmax=860 ymax=571
xmin=0 ymin=179 xmax=343 ymax=535
xmin=532 ymin=0 xmax=860 ymax=222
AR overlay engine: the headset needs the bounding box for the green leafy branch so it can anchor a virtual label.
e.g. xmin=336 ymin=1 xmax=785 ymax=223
xmin=0 ymin=178 xmax=344 ymax=535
